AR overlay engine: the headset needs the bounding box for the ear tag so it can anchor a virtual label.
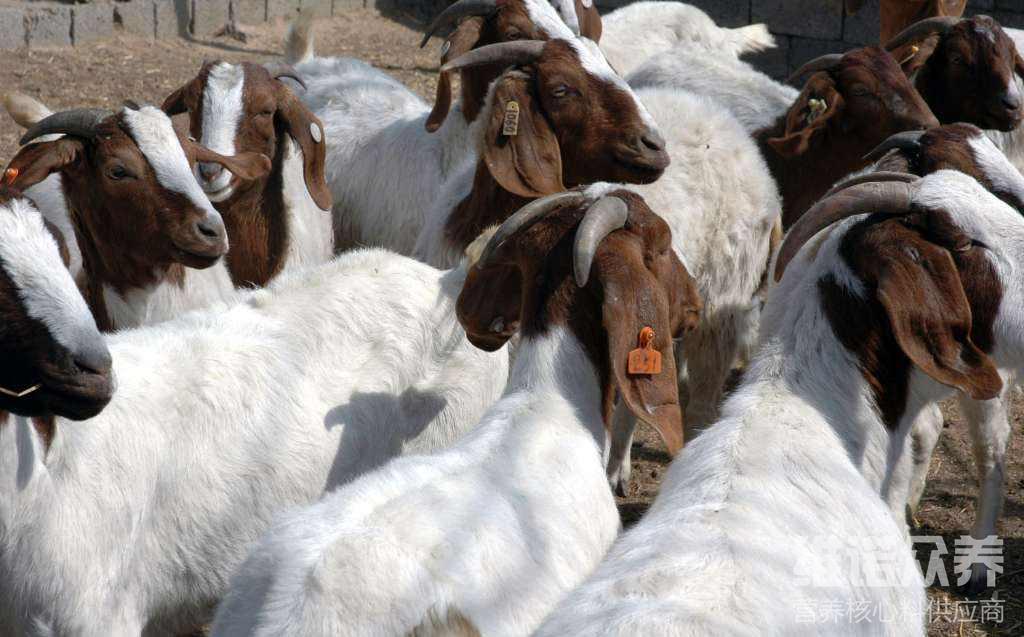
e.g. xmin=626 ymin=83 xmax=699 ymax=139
xmin=898 ymin=44 xmax=921 ymax=66
xmin=627 ymin=326 xmax=662 ymax=375
xmin=502 ymin=101 xmax=520 ymax=136
xmin=309 ymin=122 xmax=322 ymax=144
xmin=581 ymin=0 xmax=593 ymax=7
xmin=2 ymin=167 xmax=18 ymax=185
xmin=806 ymin=98 xmax=827 ymax=124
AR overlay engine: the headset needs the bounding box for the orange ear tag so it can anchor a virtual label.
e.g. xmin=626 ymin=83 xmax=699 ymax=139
xmin=627 ymin=326 xmax=662 ymax=375
xmin=502 ymin=101 xmax=520 ymax=136
xmin=2 ymin=167 xmax=18 ymax=185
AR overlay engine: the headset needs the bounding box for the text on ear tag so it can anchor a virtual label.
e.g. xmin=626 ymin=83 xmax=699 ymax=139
xmin=502 ymin=101 xmax=520 ymax=136
xmin=628 ymin=326 xmax=662 ymax=375
xmin=2 ymin=167 xmax=18 ymax=185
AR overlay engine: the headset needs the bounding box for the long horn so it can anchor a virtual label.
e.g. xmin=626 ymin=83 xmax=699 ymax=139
xmin=823 ymin=170 xmax=919 ymax=199
xmin=788 ymin=54 xmax=843 ymax=83
xmin=884 ymin=17 xmax=960 ymax=52
xmin=265 ymin=63 xmax=307 ymax=90
xmin=774 ymin=179 xmax=919 ymax=282
xmin=441 ymin=40 xmax=546 ymax=74
xmin=20 ymin=108 xmax=112 ymax=145
xmin=574 ymin=196 xmax=628 ymax=287
xmin=864 ymin=131 xmax=927 ymax=163
xmin=477 ymin=190 xmax=587 ymax=268
xmin=421 ymin=0 xmax=500 ymax=48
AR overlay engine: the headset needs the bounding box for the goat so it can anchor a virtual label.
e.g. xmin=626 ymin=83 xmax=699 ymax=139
xmin=5 ymin=104 xmax=272 ymax=331
xmin=858 ymin=124 xmax=1024 ymax=592
xmin=598 ymin=2 xmax=776 ymax=75
xmin=412 ymin=40 xmax=780 ymax=491
xmin=844 ymin=0 xmax=967 ymax=43
xmin=0 ymin=237 xmax=509 ymax=635
xmin=162 ymin=61 xmax=334 ymax=288
xmin=539 ymin=169 xmax=1020 ymax=635
xmin=209 ymin=187 xmax=701 ymax=637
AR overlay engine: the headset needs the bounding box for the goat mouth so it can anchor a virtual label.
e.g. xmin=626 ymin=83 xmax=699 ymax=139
xmin=172 ymin=245 xmax=224 ymax=269
xmin=986 ymin=108 xmax=1023 ymax=132
xmin=37 ymin=375 xmax=113 ymax=421
xmin=202 ymin=178 xmax=239 ymax=203
xmin=613 ymin=155 xmax=668 ymax=183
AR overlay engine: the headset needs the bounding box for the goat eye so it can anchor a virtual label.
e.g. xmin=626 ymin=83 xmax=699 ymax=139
xmin=552 ymin=85 xmax=574 ymax=99
xmin=849 ymin=85 xmax=870 ymax=97
xmin=505 ymin=29 xmax=522 ymax=40
xmin=107 ymin=165 xmax=132 ymax=181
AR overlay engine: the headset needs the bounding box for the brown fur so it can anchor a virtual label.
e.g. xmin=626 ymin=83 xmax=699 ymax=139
xmin=819 ymin=210 xmax=1001 ymax=429
xmin=758 ymin=46 xmax=939 ymax=229
xmin=457 ymin=189 xmax=701 ymax=453
xmin=163 ymin=62 xmax=330 ymax=288
xmin=881 ymin=0 xmax=967 ymax=44
xmin=444 ymin=40 xmax=668 ymax=255
xmin=409 ymin=608 xmax=482 ymax=637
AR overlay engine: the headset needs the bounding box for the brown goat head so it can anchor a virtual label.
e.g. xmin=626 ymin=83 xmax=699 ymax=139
xmin=422 ymin=0 xmax=600 ymax=130
xmin=457 ymin=187 xmax=701 ymax=453
xmin=162 ymin=61 xmax=330 ymax=210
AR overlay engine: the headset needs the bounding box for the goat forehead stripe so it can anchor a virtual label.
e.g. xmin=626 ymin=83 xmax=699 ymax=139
xmin=121 ymin=106 xmax=218 ymax=213
xmin=523 ymin=0 xmax=576 ymax=38
xmin=0 ymin=198 xmax=97 ymax=353
xmin=969 ymin=135 xmax=1024 ymax=207
xmin=567 ymin=39 xmax=659 ymax=131
xmin=201 ymin=62 xmax=245 ymax=157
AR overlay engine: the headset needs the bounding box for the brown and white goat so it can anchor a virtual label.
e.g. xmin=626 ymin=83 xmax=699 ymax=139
xmin=759 ymin=46 xmax=938 ymax=228
xmin=4 ymin=104 xmax=270 ymax=330
xmin=163 ymin=61 xmax=332 ymax=288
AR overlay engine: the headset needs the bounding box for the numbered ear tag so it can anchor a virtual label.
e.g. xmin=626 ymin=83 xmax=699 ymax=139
xmin=627 ymin=326 xmax=662 ymax=375
xmin=2 ymin=167 xmax=18 ymax=185
xmin=502 ymin=101 xmax=520 ymax=136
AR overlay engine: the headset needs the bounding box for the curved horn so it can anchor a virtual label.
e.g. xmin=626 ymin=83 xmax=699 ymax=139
xmin=265 ymin=63 xmax=307 ymax=90
xmin=864 ymin=130 xmax=926 ymax=163
xmin=788 ymin=54 xmax=843 ymax=83
xmin=20 ymin=108 xmax=112 ymax=145
xmin=476 ymin=190 xmax=587 ymax=268
xmin=574 ymin=195 xmax=629 ymax=287
xmin=441 ymin=40 xmax=546 ymax=74
xmin=823 ymin=170 xmax=920 ymax=199
xmin=775 ymin=179 xmax=919 ymax=282
xmin=884 ymin=17 xmax=960 ymax=53
xmin=421 ymin=0 xmax=500 ymax=48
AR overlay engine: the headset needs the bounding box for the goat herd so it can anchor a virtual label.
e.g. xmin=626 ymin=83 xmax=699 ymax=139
xmin=0 ymin=0 xmax=1022 ymax=634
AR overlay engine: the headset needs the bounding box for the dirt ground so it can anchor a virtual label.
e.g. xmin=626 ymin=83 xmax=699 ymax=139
xmin=0 ymin=10 xmax=1020 ymax=636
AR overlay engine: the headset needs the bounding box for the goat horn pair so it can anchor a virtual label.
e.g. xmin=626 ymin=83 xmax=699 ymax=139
xmin=265 ymin=63 xmax=307 ymax=91
xmin=787 ymin=54 xmax=843 ymax=83
xmin=441 ymin=40 xmax=546 ymax=73
xmin=20 ymin=108 xmax=113 ymax=145
xmin=774 ymin=173 xmax=921 ymax=282
xmin=420 ymin=0 xmax=500 ymax=48
xmin=884 ymin=17 xmax=960 ymax=53
xmin=476 ymin=190 xmax=587 ymax=267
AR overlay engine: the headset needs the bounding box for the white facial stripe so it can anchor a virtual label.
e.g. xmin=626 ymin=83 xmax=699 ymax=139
xmin=201 ymin=62 xmax=245 ymax=157
xmin=567 ymin=38 xmax=661 ymax=132
xmin=524 ymin=0 xmax=577 ymax=38
xmin=121 ymin=105 xmax=221 ymax=215
xmin=969 ymin=135 xmax=1024 ymax=208
xmin=0 ymin=197 xmax=100 ymax=354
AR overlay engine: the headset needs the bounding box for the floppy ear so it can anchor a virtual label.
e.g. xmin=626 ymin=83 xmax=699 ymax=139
xmin=161 ymin=81 xmax=193 ymax=116
xmin=457 ymin=261 xmax=523 ymax=351
xmin=483 ymin=72 xmax=564 ymax=198
xmin=4 ymin=138 xmax=85 ymax=190
xmin=275 ymin=86 xmax=332 ymax=210
xmin=876 ymin=239 xmax=1001 ymax=400
xmin=595 ymin=241 xmax=684 ymax=455
xmin=426 ymin=17 xmax=485 ymax=133
xmin=192 ymin=145 xmax=272 ymax=181
xmin=574 ymin=0 xmax=603 ymax=42
xmin=767 ymin=73 xmax=843 ymax=159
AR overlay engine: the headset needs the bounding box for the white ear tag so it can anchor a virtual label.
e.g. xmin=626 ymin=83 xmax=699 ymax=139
xmin=806 ymin=98 xmax=828 ymax=124
xmin=309 ymin=122 xmax=322 ymax=143
xmin=503 ymin=101 xmax=520 ymax=136
xmin=441 ymin=40 xmax=452 ymax=58
xmin=581 ymin=0 xmax=592 ymax=7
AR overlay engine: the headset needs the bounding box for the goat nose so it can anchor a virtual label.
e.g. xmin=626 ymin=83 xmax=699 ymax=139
xmin=194 ymin=215 xmax=227 ymax=245
xmin=198 ymin=162 xmax=223 ymax=182
xmin=640 ymin=129 xmax=666 ymax=153
xmin=1003 ymin=92 xmax=1022 ymax=111
xmin=73 ymin=343 xmax=112 ymax=377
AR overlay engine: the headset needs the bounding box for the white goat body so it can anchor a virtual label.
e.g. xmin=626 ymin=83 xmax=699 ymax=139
xmin=0 ymin=249 xmax=508 ymax=636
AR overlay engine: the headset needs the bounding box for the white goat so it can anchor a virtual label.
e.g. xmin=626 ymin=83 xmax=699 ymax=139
xmin=210 ymin=186 xmax=699 ymax=636
xmin=0 ymin=243 xmax=508 ymax=635
xmin=538 ymin=169 xmax=1023 ymax=636
xmin=598 ymin=2 xmax=776 ymax=75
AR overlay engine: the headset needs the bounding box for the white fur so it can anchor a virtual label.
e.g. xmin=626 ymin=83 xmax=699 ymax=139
xmin=986 ymin=28 xmax=1024 ymax=174
xmin=211 ymin=323 xmax=618 ymax=636
xmin=540 ymin=171 xmax=1024 ymax=636
xmin=599 ymin=2 xmax=776 ymax=75
xmin=199 ymin=62 xmax=245 ymax=198
xmin=0 ymin=249 xmax=508 ymax=636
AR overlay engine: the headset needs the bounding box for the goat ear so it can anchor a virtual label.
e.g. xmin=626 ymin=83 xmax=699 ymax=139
xmin=574 ymin=0 xmax=603 ymax=42
xmin=4 ymin=138 xmax=85 ymax=189
xmin=895 ymin=35 xmax=939 ymax=76
xmin=193 ymin=145 xmax=272 ymax=181
xmin=596 ymin=239 xmax=684 ymax=455
xmin=426 ymin=17 xmax=484 ymax=133
xmin=876 ymin=238 xmax=1001 ymax=400
xmin=483 ymin=73 xmax=564 ymax=198
xmin=767 ymin=73 xmax=843 ymax=159
xmin=161 ymin=82 xmax=192 ymax=116
xmin=275 ymin=87 xmax=332 ymax=210
xmin=457 ymin=261 xmax=523 ymax=351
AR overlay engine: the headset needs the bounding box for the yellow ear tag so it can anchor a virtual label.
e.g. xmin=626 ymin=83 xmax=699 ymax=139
xmin=806 ymin=98 xmax=827 ymax=124
xmin=627 ymin=326 xmax=662 ymax=375
xmin=502 ymin=101 xmax=520 ymax=136
xmin=2 ymin=167 xmax=18 ymax=185
xmin=898 ymin=44 xmax=921 ymax=66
